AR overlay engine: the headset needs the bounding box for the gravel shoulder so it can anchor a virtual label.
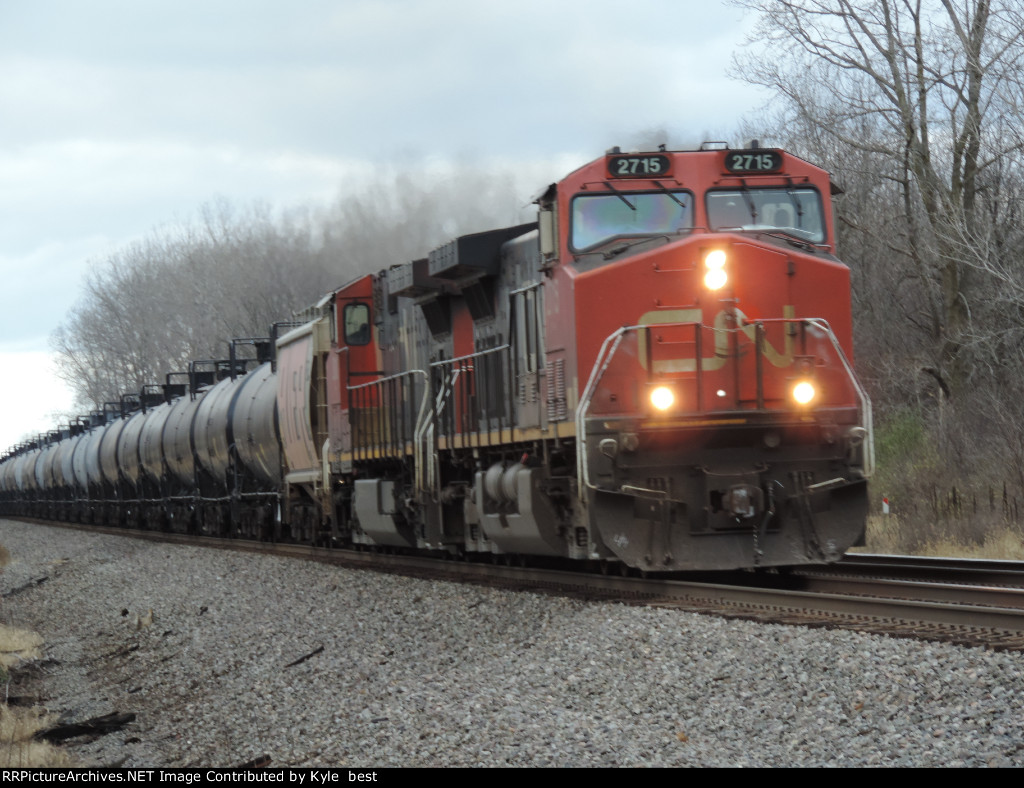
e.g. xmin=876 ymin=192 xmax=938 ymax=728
xmin=1 ymin=518 xmax=1022 ymax=768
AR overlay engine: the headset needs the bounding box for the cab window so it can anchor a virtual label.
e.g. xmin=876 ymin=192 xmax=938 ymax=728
xmin=343 ymin=303 xmax=371 ymax=346
xmin=570 ymin=190 xmax=693 ymax=251
xmin=706 ymin=188 xmax=825 ymax=243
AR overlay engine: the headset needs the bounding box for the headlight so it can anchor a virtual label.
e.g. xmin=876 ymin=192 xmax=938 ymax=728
xmin=704 ymin=249 xmax=727 ymax=290
xmin=705 ymin=249 xmax=726 ymax=268
xmin=650 ymin=386 xmax=675 ymax=411
xmin=704 ymin=268 xmax=728 ymax=289
xmin=792 ymin=380 xmax=816 ymax=405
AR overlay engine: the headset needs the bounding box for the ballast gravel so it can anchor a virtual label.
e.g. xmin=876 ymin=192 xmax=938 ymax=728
xmin=1 ymin=519 xmax=1023 ymax=768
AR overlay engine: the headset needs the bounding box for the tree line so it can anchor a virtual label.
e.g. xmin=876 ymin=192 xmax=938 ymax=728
xmin=52 ymin=165 xmax=529 ymax=410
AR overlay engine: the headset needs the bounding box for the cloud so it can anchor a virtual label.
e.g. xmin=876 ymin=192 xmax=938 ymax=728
xmin=0 ymin=238 xmax=108 ymax=341
xmin=0 ymin=0 xmax=771 ymax=451
xmin=0 ymin=349 xmax=75 ymax=450
xmin=0 ymin=1 xmax=767 ymax=157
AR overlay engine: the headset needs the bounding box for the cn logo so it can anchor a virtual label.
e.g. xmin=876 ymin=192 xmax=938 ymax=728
xmin=636 ymin=306 xmax=796 ymax=373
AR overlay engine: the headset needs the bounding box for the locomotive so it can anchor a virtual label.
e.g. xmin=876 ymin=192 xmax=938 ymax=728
xmin=0 ymin=142 xmax=873 ymax=572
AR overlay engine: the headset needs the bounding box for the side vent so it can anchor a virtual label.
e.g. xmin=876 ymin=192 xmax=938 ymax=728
xmin=387 ymin=258 xmax=445 ymax=298
xmin=518 ymin=380 xmax=539 ymax=405
xmin=546 ymin=358 xmax=567 ymax=421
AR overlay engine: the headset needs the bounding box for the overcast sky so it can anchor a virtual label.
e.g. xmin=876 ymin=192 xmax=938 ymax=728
xmin=0 ymin=0 xmax=771 ymax=451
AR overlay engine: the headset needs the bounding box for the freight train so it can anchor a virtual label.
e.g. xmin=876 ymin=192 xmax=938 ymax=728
xmin=0 ymin=143 xmax=873 ymax=572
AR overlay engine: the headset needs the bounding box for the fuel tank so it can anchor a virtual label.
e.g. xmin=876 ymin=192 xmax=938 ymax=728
xmin=139 ymin=402 xmax=176 ymax=485
xmin=98 ymin=416 xmax=129 ymax=487
xmin=86 ymin=423 xmax=112 ymax=488
xmin=11 ymin=453 xmax=26 ymax=493
xmin=58 ymin=433 xmax=83 ymax=490
xmin=162 ymin=391 xmax=208 ymax=487
xmin=36 ymin=442 xmax=60 ymax=492
xmin=193 ymin=375 xmax=241 ymax=489
xmin=0 ymin=457 xmax=13 ymax=494
xmin=230 ymin=362 xmax=280 ymax=487
xmin=121 ymin=406 xmax=161 ymax=486
xmin=49 ymin=439 xmax=70 ymax=491
xmin=71 ymin=429 xmax=101 ymax=492
xmin=15 ymin=450 xmax=38 ymax=493
xmin=193 ymin=362 xmax=281 ymax=489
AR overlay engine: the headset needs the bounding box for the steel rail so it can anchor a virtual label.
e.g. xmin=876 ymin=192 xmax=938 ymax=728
xmin=811 ymin=552 xmax=1024 ymax=588
xmin=7 ymin=518 xmax=1024 ymax=648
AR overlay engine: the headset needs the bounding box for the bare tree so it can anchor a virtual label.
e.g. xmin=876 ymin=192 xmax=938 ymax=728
xmin=732 ymin=0 xmax=1024 ymax=393
xmin=51 ymin=202 xmax=343 ymax=410
xmin=50 ymin=164 xmax=533 ymax=412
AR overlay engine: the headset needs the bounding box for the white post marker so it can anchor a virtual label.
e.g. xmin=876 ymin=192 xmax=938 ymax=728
xmin=882 ymin=496 xmax=890 ymax=515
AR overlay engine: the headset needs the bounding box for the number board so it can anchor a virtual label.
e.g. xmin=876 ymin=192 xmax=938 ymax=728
xmin=724 ymin=150 xmax=783 ymax=174
xmin=607 ymin=154 xmax=671 ymax=178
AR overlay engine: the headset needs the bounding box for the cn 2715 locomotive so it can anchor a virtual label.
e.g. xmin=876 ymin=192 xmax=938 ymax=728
xmin=0 ymin=143 xmax=873 ymax=572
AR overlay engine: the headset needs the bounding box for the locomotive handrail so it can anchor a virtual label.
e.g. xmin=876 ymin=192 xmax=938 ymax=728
xmin=347 ymin=368 xmax=432 ymax=494
xmin=427 ymin=343 xmax=513 ymax=497
xmin=424 ymin=368 xmax=458 ymax=496
xmin=576 ymin=318 xmax=874 ymax=501
xmin=431 ymin=343 xmax=513 ymax=435
xmin=744 ymin=316 xmax=874 ymax=478
xmin=429 ymin=343 xmax=511 ymax=368
xmin=576 ymin=328 xmax=629 ymax=502
xmin=435 ymin=367 xmax=461 ymax=416
xmin=801 ymin=317 xmax=875 ymax=478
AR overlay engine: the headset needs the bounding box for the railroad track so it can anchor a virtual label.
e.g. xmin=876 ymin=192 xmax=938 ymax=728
xmin=9 ymin=517 xmax=1024 ymax=651
xmin=804 ymin=552 xmax=1024 ymax=588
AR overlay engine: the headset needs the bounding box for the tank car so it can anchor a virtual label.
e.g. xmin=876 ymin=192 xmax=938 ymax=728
xmin=0 ymin=142 xmax=873 ymax=572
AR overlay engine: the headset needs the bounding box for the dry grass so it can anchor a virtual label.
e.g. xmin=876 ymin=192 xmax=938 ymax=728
xmin=0 ymin=707 xmax=71 ymax=768
xmin=0 ymin=625 xmax=43 ymax=670
xmin=910 ymin=529 xmax=1024 ymax=560
xmin=851 ymin=514 xmax=906 ymax=555
xmin=854 ymin=514 xmax=1024 ymax=560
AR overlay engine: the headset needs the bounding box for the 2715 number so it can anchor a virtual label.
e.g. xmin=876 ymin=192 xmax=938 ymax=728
xmin=608 ymin=154 xmax=671 ymax=178
xmin=725 ymin=151 xmax=783 ymax=173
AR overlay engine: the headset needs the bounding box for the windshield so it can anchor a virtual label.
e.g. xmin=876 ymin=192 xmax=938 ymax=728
xmin=706 ymin=188 xmax=825 ymax=243
xmin=571 ymin=190 xmax=693 ymax=251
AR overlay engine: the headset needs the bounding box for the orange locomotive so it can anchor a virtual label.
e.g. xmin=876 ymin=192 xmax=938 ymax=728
xmin=279 ymin=143 xmax=873 ymax=571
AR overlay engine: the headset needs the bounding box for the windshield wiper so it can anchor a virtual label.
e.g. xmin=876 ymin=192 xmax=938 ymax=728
xmin=603 ymin=181 xmax=636 ymax=211
xmin=651 ymin=180 xmax=688 ymax=210
xmin=601 ymin=235 xmax=670 ymax=260
xmin=738 ymin=180 xmax=758 ymax=223
xmin=784 ymin=181 xmax=805 ymax=226
xmin=762 ymin=230 xmax=813 ymax=251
